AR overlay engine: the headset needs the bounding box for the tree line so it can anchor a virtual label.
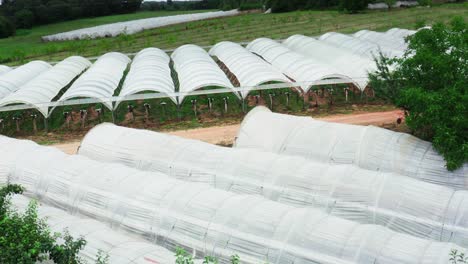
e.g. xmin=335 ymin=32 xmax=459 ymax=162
xmin=0 ymin=0 xmax=143 ymax=38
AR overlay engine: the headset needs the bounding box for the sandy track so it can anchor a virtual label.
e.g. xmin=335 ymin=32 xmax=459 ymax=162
xmin=53 ymin=110 xmax=402 ymax=154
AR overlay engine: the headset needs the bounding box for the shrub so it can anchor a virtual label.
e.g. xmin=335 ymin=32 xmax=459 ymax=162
xmin=339 ymin=0 xmax=369 ymax=13
xmin=0 ymin=15 xmax=15 ymax=38
xmin=369 ymin=17 xmax=467 ymax=171
xmin=14 ymin=9 xmax=34 ymax=29
xmin=0 ymin=184 xmax=87 ymax=264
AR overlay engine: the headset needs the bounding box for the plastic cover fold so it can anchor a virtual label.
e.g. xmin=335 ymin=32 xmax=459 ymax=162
xmin=10 ymin=195 xmax=192 ymax=264
xmin=246 ymin=38 xmax=357 ymax=92
xmin=117 ymin=47 xmax=176 ymax=107
xmin=209 ymin=41 xmax=291 ymax=98
xmin=1 ymin=136 xmax=465 ymax=264
xmin=0 ymin=61 xmax=51 ymax=100
xmin=56 ymin=52 xmax=130 ymax=112
xmin=234 ymin=107 xmax=468 ymax=189
xmin=171 ymin=44 xmax=234 ymax=103
xmin=78 ymin=123 xmax=468 ymax=248
xmin=0 ymin=56 xmax=91 ymax=117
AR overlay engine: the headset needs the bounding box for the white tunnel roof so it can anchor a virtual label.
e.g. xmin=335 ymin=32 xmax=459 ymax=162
xmin=283 ymin=35 xmax=376 ymax=90
xmin=247 ymin=38 xmax=358 ymax=92
xmin=79 ymin=123 xmax=468 ymax=248
xmin=56 ymin=52 xmax=130 ymax=111
xmin=235 ymin=107 xmax=468 ymax=190
xmin=354 ymin=30 xmax=409 ymax=51
xmin=209 ymin=41 xmax=291 ymax=98
xmin=0 ymin=61 xmax=51 ymax=100
xmin=2 ymin=135 xmax=466 ymax=264
xmin=385 ymin=27 xmax=417 ymax=39
xmin=0 ymin=65 xmax=11 ymax=75
xmin=11 ymin=195 xmax=197 ymax=264
xmin=118 ymin=47 xmax=176 ymax=107
xmin=0 ymin=56 xmax=91 ymax=117
xmin=319 ymin=32 xmax=404 ymax=59
xmin=171 ymin=44 xmax=234 ymax=103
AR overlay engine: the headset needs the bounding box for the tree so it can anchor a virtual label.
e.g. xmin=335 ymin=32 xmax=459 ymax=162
xmin=339 ymin=0 xmax=369 ymax=13
xmin=369 ymin=17 xmax=467 ymax=171
xmin=383 ymin=0 xmax=396 ymax=9
xmin=14 ymin=9 xmax=34 ymax=28
xmin=0 ymin=15 xmax=15 ymax=38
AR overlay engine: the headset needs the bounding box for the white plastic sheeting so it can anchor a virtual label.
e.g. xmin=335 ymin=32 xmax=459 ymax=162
xmin=56 ymin=52 xmax=130 ymax=112
xmin=117 ymin=48 xmax=176 ymax=107
xmin=172 ymin=44 xmax=234 ymax=103
xmin=0 ymin=56 xmax=91 ymax=117
xmin=319 ymin=32 xmax=404 ymax=59
xmin=283 ymin=35 xmax=376 ymax=90
xmin=0 ymin=65 xmax=11 ymax=75
xmin=385 ymin=28 xmax=417 ymax=39
xmin=10 ymin=195 xmax=192 ymax=264
xmin=78 ymin=123 xmax=468 ymax=247
xmin=209 ymin=41 xmax=291 ymax=98
xmin=0 ymin=61 xmax=51 ymax=100
xmin=354 ymin=30 xmax=409 ymax=51
xmin=235 ymin=107 xmax=468 ymax=189
xmin=247 ymin=38 xmax=357 ymax=92
xmin=42 ymin=10 xmax=240 ymax=41
xmin=2 ymin=137 xmax=467 ymax=264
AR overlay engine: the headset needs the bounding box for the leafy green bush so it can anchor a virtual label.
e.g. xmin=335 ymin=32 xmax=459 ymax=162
xmin=369 ymin=17 xmax=467 ymax=170
xmin=175 ymin=247 xmax=241 ymax=264
xmin=450 ymin=250 xmax=468 ymax=264
xmin=0 ymin=184 xmax=87 ymax=264
xmin=0 ymin=15 xmax=15 ymax=38
xmin=14 ymin=9 xmax=34 ymax=29
xmin=339 ymin=0 xmax=369 ymax=13
xmin=417 ymin=0 xmax=432 ymax=6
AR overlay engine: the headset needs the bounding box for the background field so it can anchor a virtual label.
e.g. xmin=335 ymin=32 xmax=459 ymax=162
xmin=1 ymin=3 xmax=467 ymax=65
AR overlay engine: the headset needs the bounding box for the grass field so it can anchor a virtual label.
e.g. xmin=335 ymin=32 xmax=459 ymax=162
xmin=1 ymin=3 xmax=467 ymax=65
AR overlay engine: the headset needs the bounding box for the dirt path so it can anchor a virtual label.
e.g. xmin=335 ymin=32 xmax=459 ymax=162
xmin=53 ymin=110 xmax=403 ymax=154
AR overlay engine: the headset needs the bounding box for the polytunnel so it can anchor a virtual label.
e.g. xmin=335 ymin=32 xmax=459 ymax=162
xmin=282 ymin=35 xmax=376 ymax=90
xmin=319 ymin=32 xmax=404 ymax=59
xmin=0 ymin=65 xmax=11 ymax=75
xmin=246 ymin=38 xmax=357 ymax=93
xmin=0 ymin=56 xmax=91 ymax=117
xmin=10 ymin=195 xmax=197 ymax=264
xmin=209 ymin=41 xmax=291 ymax=98
xmin=0 ymin=61 xmax=51 ymax=100
xmin=78 ymin=123 xmax=468 ymax=247
xmin=117 ymin=48 xmax=176 ymax=107
xmin=354 ymin=30 xmax=409 ymax=51
xmin=1 ymin=136 xmax=466 ymax=264
xmin=42 ymin=10 xmax=240 ymax=41
xmin=385 ymin=28 xmax=417 ymax=39
xmin=171 ymin=44 xmax=235 ymax=103
xmin=234 ymin=106 xmax=468 ymax=189
xmin=54 ymin=52 xmax=130 ymax=113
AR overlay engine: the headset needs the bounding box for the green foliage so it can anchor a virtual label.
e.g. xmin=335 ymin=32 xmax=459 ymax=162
xmin=14 ymin=9 xmax=35 ymax=29
xmin=230 ymin=254 xmax=240 ymax=264
xmin=0 ymin=0 xmax=144 ymax=38
xmin=175 ymin=247 xmax=241 ymax=264
xmin=267 ymin=0 xmax=339 ymax=12
xmin=450 ymin=250 xmax=468 ymax=264
xmin=95 ymin=250 xmax=110 ymax=264
xmin=417 ymin=0 xmax=432 ymax=6
xmin=369 ymin=17 xmax=467 ymax=170
xmin=0 ymin=184 xmax=87 ymax=264
xmin=0 ymin=15 xmax=15 ymax=38
xmin=383 ymin=0 xmax=396 ymax=9
xmin=339 ymin=0 xmax=369 ymax=13
xmin=175 ymin=247 xmax=194 ymax=264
